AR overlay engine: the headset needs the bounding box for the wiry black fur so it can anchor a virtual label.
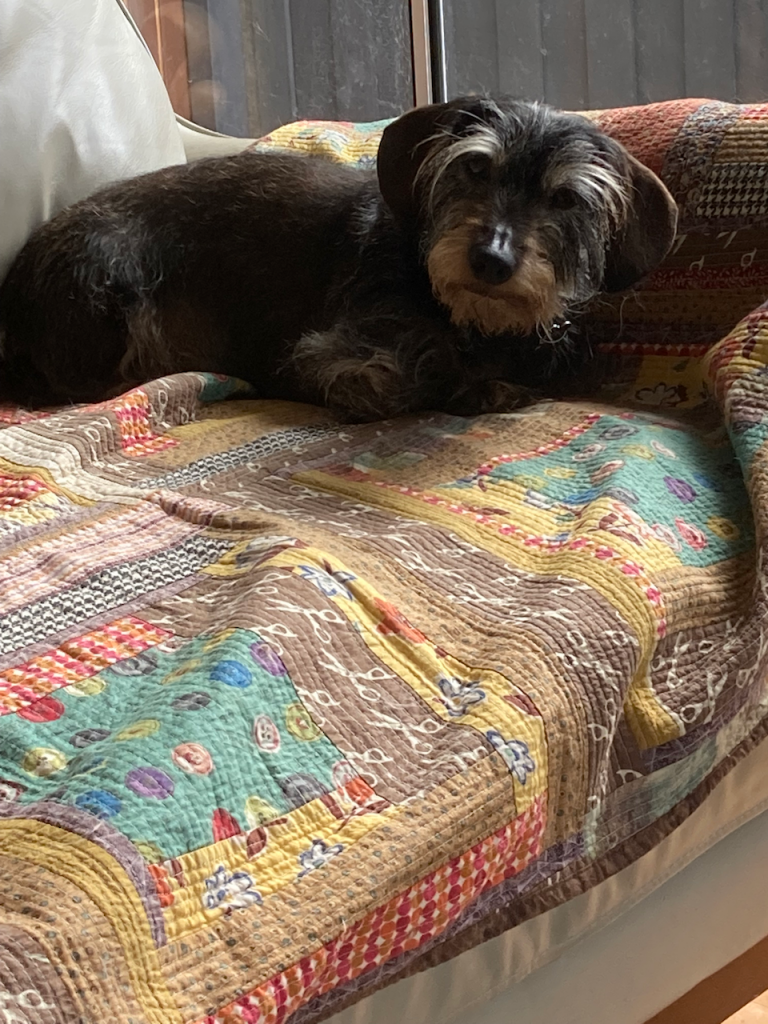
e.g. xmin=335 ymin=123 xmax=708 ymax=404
xmin=0 ymin=97 xmax=677 ymax=420
xmin=412 ymin=106 xmax=624 ymax=297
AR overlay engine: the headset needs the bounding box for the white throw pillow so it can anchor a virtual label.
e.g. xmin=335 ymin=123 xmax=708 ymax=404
xmin=0 ymin=0 xmax=186 ymax=283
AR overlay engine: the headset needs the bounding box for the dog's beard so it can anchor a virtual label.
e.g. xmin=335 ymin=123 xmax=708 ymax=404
xmin=427 ymin=224 xmax=564 ymax=336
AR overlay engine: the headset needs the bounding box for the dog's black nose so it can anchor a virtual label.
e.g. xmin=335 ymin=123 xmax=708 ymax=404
xmin=468 ymin=235 xmax=516 ymax=286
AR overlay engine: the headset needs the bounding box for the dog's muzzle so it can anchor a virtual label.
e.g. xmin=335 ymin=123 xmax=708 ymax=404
xmin=468 ymin=226 xmax=516 ymax=286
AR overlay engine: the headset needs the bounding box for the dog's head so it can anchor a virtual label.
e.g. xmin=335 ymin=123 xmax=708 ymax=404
xmin=377 ymin=96 xmax=678 ymax=338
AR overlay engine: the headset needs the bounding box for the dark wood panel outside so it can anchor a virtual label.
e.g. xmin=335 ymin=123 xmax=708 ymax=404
xmin=289 ymin=0 xmax=337 ymax=120
xmin=444 ymin=0 xmax=768 ymax=110
xmin=584 ymin=0 xmax=638 ymax=107
xmin=735 ymin=0 xmax=768 ymax=102
xmin=683 ymin=0 xmax=737 ymax=98
xmin=634 ymin=0 xmax=686 ymax=104
xmin=494 ymin=0 xmax=545 ymax=100
xmin=130 ymin=0 xmax=768 ymax=136
xmin=327 ymin=0 xmax=414 ymax=121
xmin=187 ymin=0 xmax=413 ymax=136
xmin=539 ymin=0 xmax=590 ymax=109
xmin=133 ymin=0 xmax=412 ymax=137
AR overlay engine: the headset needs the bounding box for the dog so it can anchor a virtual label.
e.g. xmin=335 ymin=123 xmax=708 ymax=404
xmin=0 ymin=96 xmax=677 ymax=420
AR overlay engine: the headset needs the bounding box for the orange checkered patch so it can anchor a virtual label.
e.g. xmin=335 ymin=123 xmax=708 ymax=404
xmin=0 ymin=406 xmax=52 ymax=426
xmin=111 ymin=389 xmax=178 ymax=456
xmin=0 ymin=474 xmax=50 ymax=512
xmin=0 ymin=616 xmax=173 ymax=714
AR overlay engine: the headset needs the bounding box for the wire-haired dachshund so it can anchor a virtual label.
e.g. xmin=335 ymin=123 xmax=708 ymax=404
xmin=0 ymin=96 xmax=677 ymax=420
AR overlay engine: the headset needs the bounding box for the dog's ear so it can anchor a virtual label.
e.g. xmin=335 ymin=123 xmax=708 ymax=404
xmin=377 ymin=97 xmax=500 ymax=223
xmin=602 ymin=154 xmax=678 ymax=293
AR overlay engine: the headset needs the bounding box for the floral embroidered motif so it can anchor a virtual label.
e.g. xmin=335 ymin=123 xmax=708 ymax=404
xmin=596 ymin=510 xmax=645 ymax=546
xmin=486 ymin=731 xmax=536 ymax=784
xmin=250 ymin=642 xmax=287 ymax=677
xmin=621 ymin=443 xmax=655 ymax=460
xmin=675 ymin=517 xmax=708 ymax=550
xmin=664 ymin=476 xmax=697 ymax=502
xmin=707 ymin=516 xmax=740 ymax=540
xmin=599 ymin=423 xmax=638 ymax=440
xmin=297 ymin=838 xmax=345 ymax=878
xmin=651 ymin=523 xmax=682 ymax=551
xmin=635 ymin=382 xmax=687 ymax=406
xmin=572 ymin=442 xmax=606 ymax=461
xmin=202 ymin=865 xmax=263 ymax=912
xmin=297 ymin=564 xmax=356 ymax=599
xmin=0 ymin=778 xmax=25 ymax=801
xmin=651 ymin=439 xmax=677 ymax=458
xmin=374 ymin=598 xmax=428 ymax=643
xmin=590 ymin=459 xmax=625 ymax=484
xmin=604 ymin=486 xmax=640 ymax=506
xmin=436 ymin=676 xmax=487 ymax=717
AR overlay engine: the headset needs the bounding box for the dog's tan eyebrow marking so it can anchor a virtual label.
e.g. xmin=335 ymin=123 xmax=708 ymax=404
xmin=415 ymin=122 xmax=504 ymax=210
xmin=544 ymin=149 xmax=629 ymax=224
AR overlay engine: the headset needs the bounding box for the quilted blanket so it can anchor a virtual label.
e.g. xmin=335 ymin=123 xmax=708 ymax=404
xmin=2 ymin=98 xmax=768 ymax=1024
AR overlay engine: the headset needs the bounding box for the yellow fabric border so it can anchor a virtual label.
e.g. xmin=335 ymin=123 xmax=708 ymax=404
xmin=0 ymin=456 xmax=93 ymax=506
xmin=162 ymin=792 xmax=397 ymax=942
xmin=294 ymin=471 xmax=680 ymax=749
xmin=264 ymin=545 xmax=548 ymax=807
xmin=0 ymin=819 xmax=181 ymax=1024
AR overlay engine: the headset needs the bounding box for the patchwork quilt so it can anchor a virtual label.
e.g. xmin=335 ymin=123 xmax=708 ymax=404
xmin=2 ymin=99 xmax=768 ymax=1024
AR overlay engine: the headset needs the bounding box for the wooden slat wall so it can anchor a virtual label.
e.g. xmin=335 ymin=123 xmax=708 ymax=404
xmin=189 ymin=0 xmax=413 ymax=137
xmin=240 ymin=0 xmax=296 ymax=134
xmin=735 ymin=0 xmax=768 ymax=101
xmin=444 ymin=0 xmax=768 ymax=109
xmin=585 ymin=0 xmax=638 ymax=107
xmin=539 ymin=0 xmax=589 ymax=108
xmin=202 ymin=0 xmax=249 ymax=135
xmin=131 ymin=0 xmax=768 ymax=137
xmin=684 ymin=0 xmax=737 ymax=98
xmin=326 ymin=0 xmax=414 ymax=121
xmin=132 ymin=0 xmax=412 ymax=137
xmin=495 ymin=1 xmax=544 ymax=100
xmin=290 ymin=1 xmax=337 ymax=121
xmin=634 ymin=0 xmax=685 ymax=103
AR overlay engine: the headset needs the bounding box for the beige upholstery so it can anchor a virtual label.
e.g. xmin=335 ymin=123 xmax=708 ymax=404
xmin=0 ymin=0 xmax=186 ymax=284
xmin=176 ymin=119 xmax=257 ymax=162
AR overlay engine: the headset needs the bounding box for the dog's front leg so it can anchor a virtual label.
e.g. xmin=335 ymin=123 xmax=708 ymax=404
xmin=441 ymin=338 xmax=542 ymax=416
xmin=291 ymin=320 xmax=463 ymax=423
xmin=442 ymin=377 xmax=538 ymax=416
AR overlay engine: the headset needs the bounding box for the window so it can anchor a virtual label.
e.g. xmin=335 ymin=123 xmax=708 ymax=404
xmin=122 ymin=0 xmax=414 ymax=136
xmin=123 ymin=0 xmax=768 ymax=138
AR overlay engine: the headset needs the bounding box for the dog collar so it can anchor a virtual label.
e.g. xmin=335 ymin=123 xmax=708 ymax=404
xmin=539 ymin=317 xmax=574 ymax=345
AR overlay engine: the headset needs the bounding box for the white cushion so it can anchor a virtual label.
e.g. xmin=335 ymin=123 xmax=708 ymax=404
xmin=177 ymin=120 xmax=256 ymax=162
xmin=0 ymin=0 xmax=186 ymax=283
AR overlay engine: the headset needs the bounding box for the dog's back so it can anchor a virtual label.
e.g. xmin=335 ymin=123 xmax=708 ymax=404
xmin=0 ymin=149 xmax=376 ymax=404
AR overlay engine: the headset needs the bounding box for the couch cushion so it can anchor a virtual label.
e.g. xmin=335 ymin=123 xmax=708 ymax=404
xmin=0 ymin=0 xmax=185 ymax=284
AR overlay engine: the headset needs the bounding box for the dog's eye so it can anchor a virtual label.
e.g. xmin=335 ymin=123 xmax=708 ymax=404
xmin=465 ymin=155 xmax=491 ymax=180
xmin=551 ymin=188 xmax=579 ymax=210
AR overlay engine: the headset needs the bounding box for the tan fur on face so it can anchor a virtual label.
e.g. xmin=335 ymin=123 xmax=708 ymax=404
xmin=427 ymin=223 xmax=563 ymax=335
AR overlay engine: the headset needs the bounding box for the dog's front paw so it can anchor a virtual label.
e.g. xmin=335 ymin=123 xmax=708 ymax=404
xmin=446 ymin=379 xmax=537 ymax=416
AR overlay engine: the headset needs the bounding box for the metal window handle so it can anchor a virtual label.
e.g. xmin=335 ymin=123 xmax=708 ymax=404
xmin=410 ymin=0 xmax=447 ymax=106
xmin=428 ymin=0 xmax=448 ymax=103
